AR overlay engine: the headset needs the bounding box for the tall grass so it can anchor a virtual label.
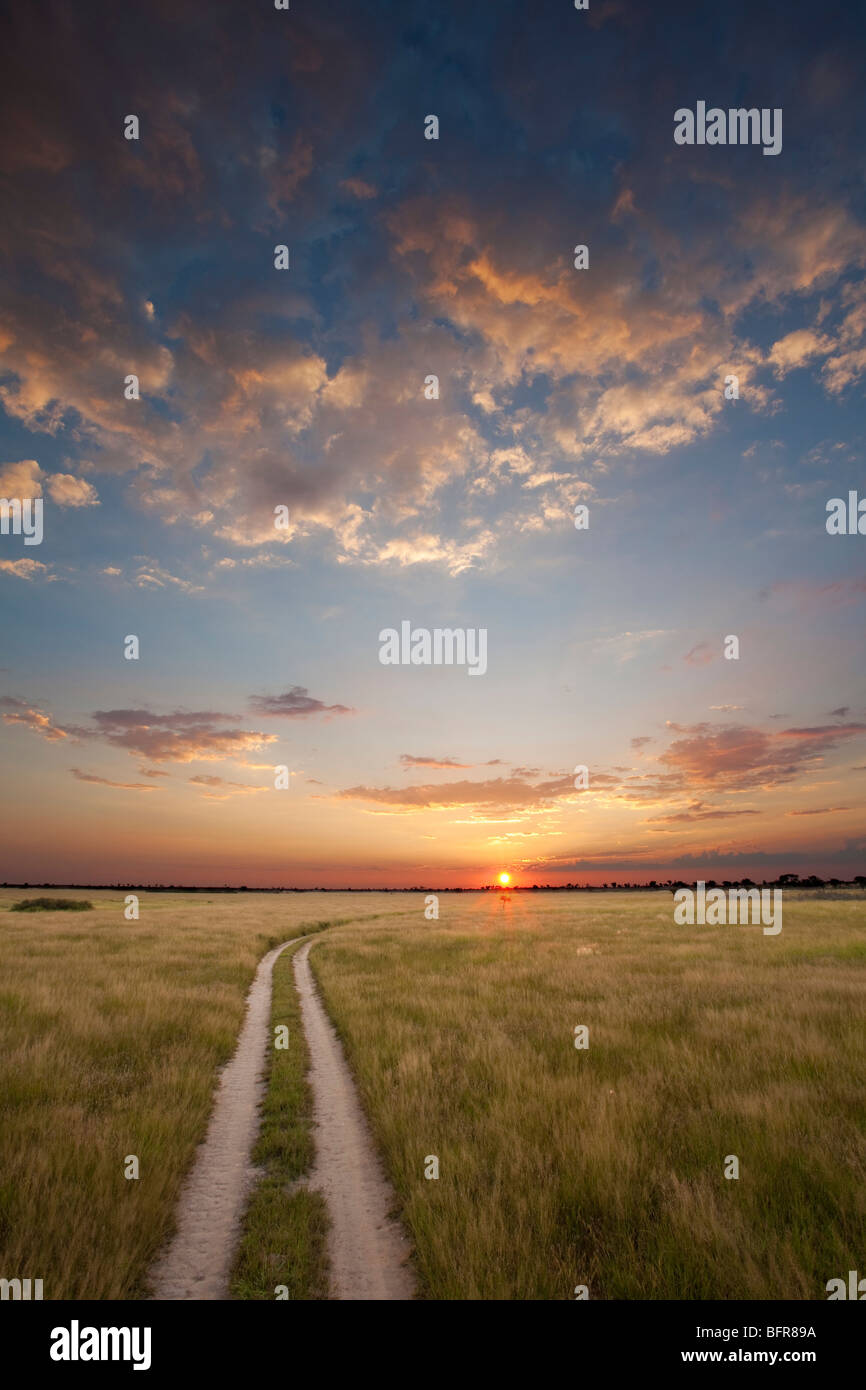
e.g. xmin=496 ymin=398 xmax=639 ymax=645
xmin=310 ymin=891 xmax=866 ymax=1299
xmin=0 ymin=888 xmax=400 ymax=1299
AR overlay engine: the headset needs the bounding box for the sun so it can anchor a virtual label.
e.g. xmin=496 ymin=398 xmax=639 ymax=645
xmin=498 ymin=872 xmax=511 ymax=886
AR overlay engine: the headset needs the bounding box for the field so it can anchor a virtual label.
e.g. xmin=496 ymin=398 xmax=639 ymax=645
xmin=311 ymin=890 xmax=866 ymax=1299
xmin=1 ymin=887 xmax=864 ymax=1300
xmin=0 ymin=888 xmax=398 ymax=1299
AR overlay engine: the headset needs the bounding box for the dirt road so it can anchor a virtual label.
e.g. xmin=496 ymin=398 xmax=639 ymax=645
xmin=149 ymin=930 xmax=415 ymax=1300
xmin=148 ymin=936 xmax=300 ymax=1300
xmin=294 ymin=939 xmax=416 ymax=1300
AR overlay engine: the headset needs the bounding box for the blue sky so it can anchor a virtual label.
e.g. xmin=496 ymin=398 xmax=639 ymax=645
xmin=0 ymin=0 xmax=864 ymax=885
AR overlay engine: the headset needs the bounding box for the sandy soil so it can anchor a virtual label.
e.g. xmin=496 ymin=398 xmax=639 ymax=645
xmin=294 ymin=939 xmax=416 ymax=1300
xmin=147 ymin=937 xmax=299 ymax=1300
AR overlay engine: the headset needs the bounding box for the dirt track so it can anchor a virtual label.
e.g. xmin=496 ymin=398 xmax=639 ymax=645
xmin=294 ymin=939 xmax=416 ymax=1300
xmin=149 ymin=930 xmax=414 ymax=1301
xmin=148 ymin=937 xmax=300 ymax=1300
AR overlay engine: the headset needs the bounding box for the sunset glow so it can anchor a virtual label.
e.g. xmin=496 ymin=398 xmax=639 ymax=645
xmin=0 ymin=2 xmax=864 ymax=889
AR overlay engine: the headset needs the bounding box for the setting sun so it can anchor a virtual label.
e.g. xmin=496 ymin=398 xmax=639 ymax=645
xmin=498 ymin=872 xmax=511 ymax=886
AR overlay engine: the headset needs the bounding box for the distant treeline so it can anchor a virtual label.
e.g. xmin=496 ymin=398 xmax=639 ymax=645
xmin=3 ymin=875 xmax=864 ymax=893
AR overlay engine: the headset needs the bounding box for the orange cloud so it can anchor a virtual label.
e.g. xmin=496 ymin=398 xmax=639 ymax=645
xmin=46 ymin=474 xmax=99 ymax=507
xmin=71 ymin=768 xmax=160 ymax=791
xmin=660 ymin=721 xmax=866 ymax=790
xmin=337 ymin=774 xmax=574 ymax=812
xmin=400 ymin=754 xmax=473 ymax=769
xmin=90 ymin=709 xmax=278 ymax=764
xmin=0 ymin=558 xmax=53 ymax=581
xmin=0 ymin=697 xmax=68 ymax=740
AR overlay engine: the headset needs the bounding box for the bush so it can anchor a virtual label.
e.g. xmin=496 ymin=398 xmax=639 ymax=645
xmin=10 ymin=898 xmax=94 ymax=913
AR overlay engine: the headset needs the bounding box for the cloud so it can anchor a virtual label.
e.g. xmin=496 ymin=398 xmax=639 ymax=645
xmin=350 ymin=531 xmax=496 ymax=577
xmin=134 ymin=562 xmax=204 ymax=594
xmin=340 ymin=177 xmax=376 ymax=200
xmin=768 ymin=329 xmax=832 ymax=375
xmin=822 ymin=344 xmax=866 ymax=394
xmin=547 ymin=717 xmax=866 ymax=824
xmin=683 ymin=642 xmax=714 ymax=667
xmin=761 ymin=577 xmax=866 ymax=612
xmin=0 ymin=558 xmax=53 ymax=581
xmin=188 ymin=774 xmax=267 ymax=797
xmin=89 ymin=708 xmax=278 ymax=764
xmin=45 ymin=473 xmax=99 ymax=507
xmin=0 ymin=0 xmax=862 ymax=607
xmin=527 ymin=842 xmax=866 ymax=878
xmin=646 ymin=802 xmax=760 ymax=826
xmin=400 ymin=753 xmax=472 ymax=769
xmin=0 ymin=459 xmax=43 ymax=495
xmin=70 ymin=767 xmax=159 ymax=791
xmin=326 ymin=714 xmax=866 ymax=832
xmin=263 ymin=133 xmax=314 ymax=210
xmin=336 ymin=774 xmax=574 ymax=812
xmin=249 ymin=686 xmax=354 ymax=718
xmin=1 ymin=108 xmax=862 ymax=580
xmin=660 ymin=720 xmax=866 ymax=791
xmin=0 ymin=697 xmax=69 ymax=740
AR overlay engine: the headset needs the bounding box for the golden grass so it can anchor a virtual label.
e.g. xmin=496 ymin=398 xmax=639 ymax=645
xmin=4 ymin=886 xmax=864 ymax=1301
xmin=0 ymin=888 xmax=402 ymax=1299
xmin=309 ymin=890 xmax=866 ymax=1300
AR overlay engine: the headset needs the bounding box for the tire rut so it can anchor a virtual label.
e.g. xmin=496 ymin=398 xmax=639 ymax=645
xmin=148 ymin=936 xmax=301 ymax=1300
xmin=293 ymin=939 xmax=416 ymax=1300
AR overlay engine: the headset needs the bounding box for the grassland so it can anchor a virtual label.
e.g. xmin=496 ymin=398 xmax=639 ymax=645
xmin=0 ymin=888 xmax=400 ymax=1299
xmin=309 ymin=890 xmax=866 ymax=1300
xmin=2 ymin=886 xmax=864 ymax=1301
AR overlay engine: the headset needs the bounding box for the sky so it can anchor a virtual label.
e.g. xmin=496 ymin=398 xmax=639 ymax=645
xmin=0 ymin=0 xmax=864 ymax=887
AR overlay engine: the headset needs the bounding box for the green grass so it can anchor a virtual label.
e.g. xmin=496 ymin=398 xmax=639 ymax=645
xmin=4 ymin=886 xmax=864 ymax=1301
xmin=230 ymin=940 xmax=330 ymax=1300
xmin=0 ymin=888 xmax=405 ymax=1299
xmin=309 ymin=890 xmax=866 ymax=1300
